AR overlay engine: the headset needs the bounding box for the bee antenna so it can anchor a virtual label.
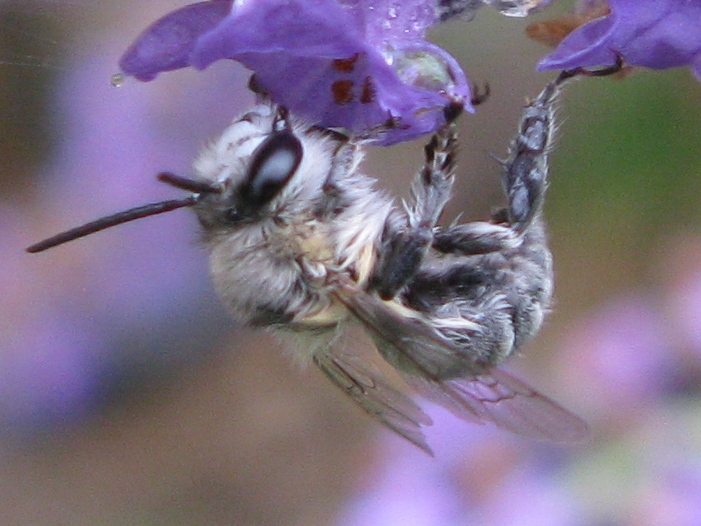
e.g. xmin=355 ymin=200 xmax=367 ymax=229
xmin=25 ymin=172 xmax=217 ymax=254
xmin=157 ymin=172 xmax=220 ymax=194
xmin=26 ymin=197 xmax=198 ymax=253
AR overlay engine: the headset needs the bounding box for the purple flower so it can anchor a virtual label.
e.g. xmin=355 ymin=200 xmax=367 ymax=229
xmin=119 ymin=0 xmax=472 ymax=145
xmin=549 ymin=293 xmax=683 ymax=442
xmin=537 ymin=0 xmax=701 ymax=81
xmin=0 ymin=33 xmax=241 ymax=434
xmin=336 ymin=405 xmax=583 ymax=526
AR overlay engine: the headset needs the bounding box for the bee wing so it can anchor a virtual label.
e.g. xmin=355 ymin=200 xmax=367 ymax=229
xmin=407 ymin=369 xmax=589 ymax=444
xmin=332 ymin=280 xmax=485 ymax=380
xmin=314 ymin=349 xmax=434 ymax=455
xmin=333 ymin=278 xmax=485 ymax=379
xmin=333 ymin=279 xmax=589 ymax=444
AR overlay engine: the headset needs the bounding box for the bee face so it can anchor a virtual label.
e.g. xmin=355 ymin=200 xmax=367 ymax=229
xmin=191 ymin=106 xmax=335 ymax=234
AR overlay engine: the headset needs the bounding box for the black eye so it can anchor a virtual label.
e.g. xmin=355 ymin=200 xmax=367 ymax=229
xmin=240 ymin=131 xmax=303 ymax=208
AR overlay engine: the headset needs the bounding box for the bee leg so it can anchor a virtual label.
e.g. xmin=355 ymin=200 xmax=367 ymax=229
xmin=430 ymin=80 xmax=558 ymax=255
xmin=433 ymin=71 xmax=567 ymax=263
xmin=432 ymin=221 xmax=519 ymax=256
xmin=433 ymin=59 xmax=626 ymax=259
xmin=371 ymin=118 xmax=459 ymax=300
xmin=503 ymin=69 xmax=587 ymax=235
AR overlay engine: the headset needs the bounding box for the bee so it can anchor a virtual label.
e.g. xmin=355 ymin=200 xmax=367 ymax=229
xmin=27 ymin=69 xmax=599 ymax=454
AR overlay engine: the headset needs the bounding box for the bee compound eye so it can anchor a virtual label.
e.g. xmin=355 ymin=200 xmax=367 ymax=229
xmin=242 ymin=130 xmax=303 ymax=208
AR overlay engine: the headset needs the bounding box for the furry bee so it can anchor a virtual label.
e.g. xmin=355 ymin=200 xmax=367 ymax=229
xmin=28 ymin=69 xmax=598 ymax=453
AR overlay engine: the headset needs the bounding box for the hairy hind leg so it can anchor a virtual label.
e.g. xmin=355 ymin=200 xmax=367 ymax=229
xmin=370 ymin=104 xmax=462 ymax=300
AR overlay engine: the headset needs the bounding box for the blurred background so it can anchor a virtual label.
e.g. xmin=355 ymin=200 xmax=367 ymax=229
xmin=1 ymin=1 xmax=701 ymax=524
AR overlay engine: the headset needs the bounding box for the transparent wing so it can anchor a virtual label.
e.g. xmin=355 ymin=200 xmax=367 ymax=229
xmin=407 ymin=369 xmax=589 ymax=443
xmin=333 ymin=280 xmax=485 ymax=380
xmin=314 ymin=348 xmax=434 ymax=455
xmin=333 ymin=279 xmax=589 ymax=444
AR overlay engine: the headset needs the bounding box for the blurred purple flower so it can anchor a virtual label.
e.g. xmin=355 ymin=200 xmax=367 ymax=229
xmin=119 ymin=0 xmax=472 ymax=145
xmin=0 ymin=312 xmax=105 ymax=431
xmin=336 ymin=405 xmax=582 ymax=526
xmin=629 ymin=463 xmax=701 ymax=525
xmin=553 ymin=295 xmax=676 ymax=430
xmin=538 ymin=0 xmax=701 ymax=81
xmin=0 ymin=34 xmax=241 ymax=434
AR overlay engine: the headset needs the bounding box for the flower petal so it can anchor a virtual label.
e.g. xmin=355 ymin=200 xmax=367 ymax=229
xmin=120 ymin=0 xmax=472 ymax=143
xmin=120 ymin=0 xmax=233 ymax=81
xmin=538 ymin=0 xmax=701 ymax=80
xmin=344 ymin=0 xmax=437 ymax=44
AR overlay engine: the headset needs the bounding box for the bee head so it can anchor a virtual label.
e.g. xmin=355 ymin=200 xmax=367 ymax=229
xmin=26 ymin=106 xmax=351 ymax=253
xmin=193 ymin=106 xmax=308 ymax=231
xmin=193 ymin=105 xmax=356 ymax=236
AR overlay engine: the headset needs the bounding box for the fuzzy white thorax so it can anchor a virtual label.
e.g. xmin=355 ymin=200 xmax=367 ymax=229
xmin=192 ymin=105 xmax=393 ymax=339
